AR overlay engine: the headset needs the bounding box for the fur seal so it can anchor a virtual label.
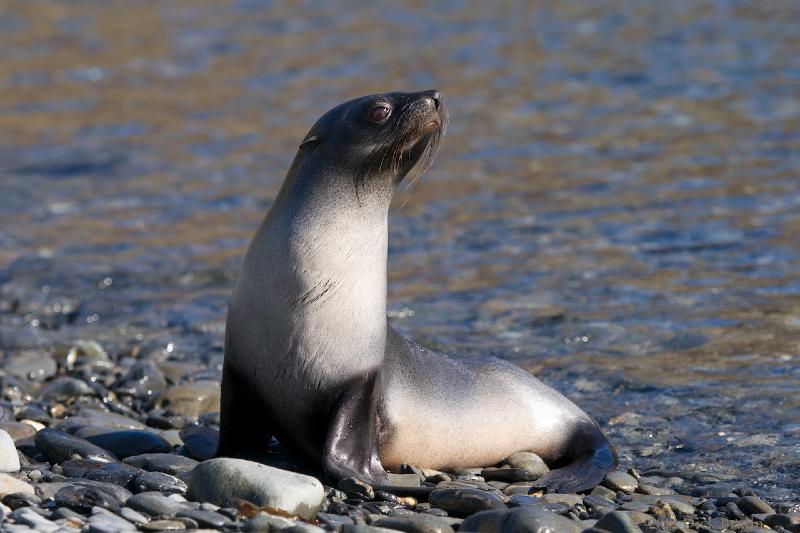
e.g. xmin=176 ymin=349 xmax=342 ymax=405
xmin=218 ymin=90 xmax=616 ymax=492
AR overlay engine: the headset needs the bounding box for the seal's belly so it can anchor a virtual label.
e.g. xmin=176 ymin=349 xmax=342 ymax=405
xmin=378 ymin=381 xmax=570 ymax=470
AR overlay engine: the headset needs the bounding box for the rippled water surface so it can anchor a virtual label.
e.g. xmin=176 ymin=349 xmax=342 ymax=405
xmin=1 ymin=1 xmax=799 ymax=502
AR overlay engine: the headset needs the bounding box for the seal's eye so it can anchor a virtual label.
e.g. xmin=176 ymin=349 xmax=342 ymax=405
xmin=367 ymin=103 xmax=392 ymax=124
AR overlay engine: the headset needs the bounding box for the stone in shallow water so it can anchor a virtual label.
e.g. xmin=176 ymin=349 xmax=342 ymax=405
xmin=593 ymin=510 xmax=644 ymax=533
xmin=428 ymin=488 xmax=506 ymax=517
xmin=158 ymin=381 xmax=220 ymax=418
xmin=126 ymin=491 xmax=187 ymax=518
xmin=36 ymin=479 xmax=133 ymax=502
xmin=0 ymin=429 xmax=20 ymax=473
xmin=178 ymin=425 xmax=218 ymax=461
xmin=34 ymin=428 xmax=117 ymax=463
xmin=131 ymin=471 xmax=187 ymax=494
xmin=187 ymin=458 xmax=324 ymax=520
xmin=78 ymin=428 xmax=172 ymax=458
xmin=461 ymin=506 xmax=583 ymax=533
xmin=0 ymin=473 xmax=34 ymax=498
xmin=123 ymin=453 xmax=198 ymax=475
xmin=603 ymin=471 xmax=638 ymax=493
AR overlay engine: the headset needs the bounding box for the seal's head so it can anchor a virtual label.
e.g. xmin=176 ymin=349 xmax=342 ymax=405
xmin=294 ymin=90 xmax=447 ymax=196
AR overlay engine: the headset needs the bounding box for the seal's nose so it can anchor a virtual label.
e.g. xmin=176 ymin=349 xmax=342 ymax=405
xmin=423 ymin=90 xmax=442 ymax=110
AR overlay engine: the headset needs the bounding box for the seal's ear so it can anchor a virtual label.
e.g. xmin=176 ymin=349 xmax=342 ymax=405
xmin=299 ymin=135 xmax=321 ymax=149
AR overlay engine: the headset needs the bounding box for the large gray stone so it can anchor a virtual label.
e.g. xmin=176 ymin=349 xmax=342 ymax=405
xmin=187 ymin=458 xmax=324 ymax=520
xmin=460 ymin=507 xmax=583 ymax=533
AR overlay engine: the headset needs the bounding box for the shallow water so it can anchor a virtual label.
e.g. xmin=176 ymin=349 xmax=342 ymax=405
xmin=1 ymin=1 xmax=799 ymax=503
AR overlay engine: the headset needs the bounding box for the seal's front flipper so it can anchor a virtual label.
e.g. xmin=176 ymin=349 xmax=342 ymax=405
xmin=323 ymin=374 xmax=388 ymax=485
xmin=531 ymin=424 xmax=616 ymax=494
xmin=216 ymin=365 xmax=274 ymax=461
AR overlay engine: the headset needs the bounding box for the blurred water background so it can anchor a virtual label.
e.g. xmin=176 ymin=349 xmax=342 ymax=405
xmin=0 ymin=1 xmax=798 ymax=502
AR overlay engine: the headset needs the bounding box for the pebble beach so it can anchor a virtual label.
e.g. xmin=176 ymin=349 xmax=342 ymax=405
xmin=0 ymin=343 xmax=795 ymax=532
xmin=1 ymin=1 xmax=799 ymax=531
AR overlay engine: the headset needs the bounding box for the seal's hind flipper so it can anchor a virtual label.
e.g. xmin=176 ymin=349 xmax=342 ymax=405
xmin=531 ymin=425 xmax=616 ymax=494
xmin=323 ymin=373 xmax=389 ymax=485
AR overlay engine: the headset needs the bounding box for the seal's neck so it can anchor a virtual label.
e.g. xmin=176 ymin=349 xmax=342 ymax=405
xmin=243 ymin=165 xmax=392 ymax=379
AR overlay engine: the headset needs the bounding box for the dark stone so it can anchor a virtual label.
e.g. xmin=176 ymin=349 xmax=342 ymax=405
xmin=1 ymin=492 xmax=42 ymax=510
xmin=428 ymin=488 xmax=505 ymax=517
xmin=62 ymin=458 xmax=109 ymax=478
xmin=481 ymin=467 xmax=541 ymax=483
xmin=736 ymin=496 xmax=775 ymax=516
xmin=54 ymin=484 xmax=126 ymax=514
xmin=130 ymin=471 xmax=187 ymax=494
xmin=84 ymin=462 xmax=142 ymax=487
xmin=461 ymin=506 xmax=583 ymax=533
xmin=34 ymin=428 xmax=117 ymax=463
xmin=763 ymin=513 xmax=800 ymax=530
xmin=79 ymin=429 xmax=172 ymax=458
xmin=176 ymin=508 xmax=230 ymax=528
xmin=178 ymin=425 xmax=218 ymax=461
xmin=338 ymin=477 xmax=375 ymax=500
xmin=14 ymin=405 xmax=51 ymax=425
xmin=123 ymin=453 xmax=198 ymax=475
